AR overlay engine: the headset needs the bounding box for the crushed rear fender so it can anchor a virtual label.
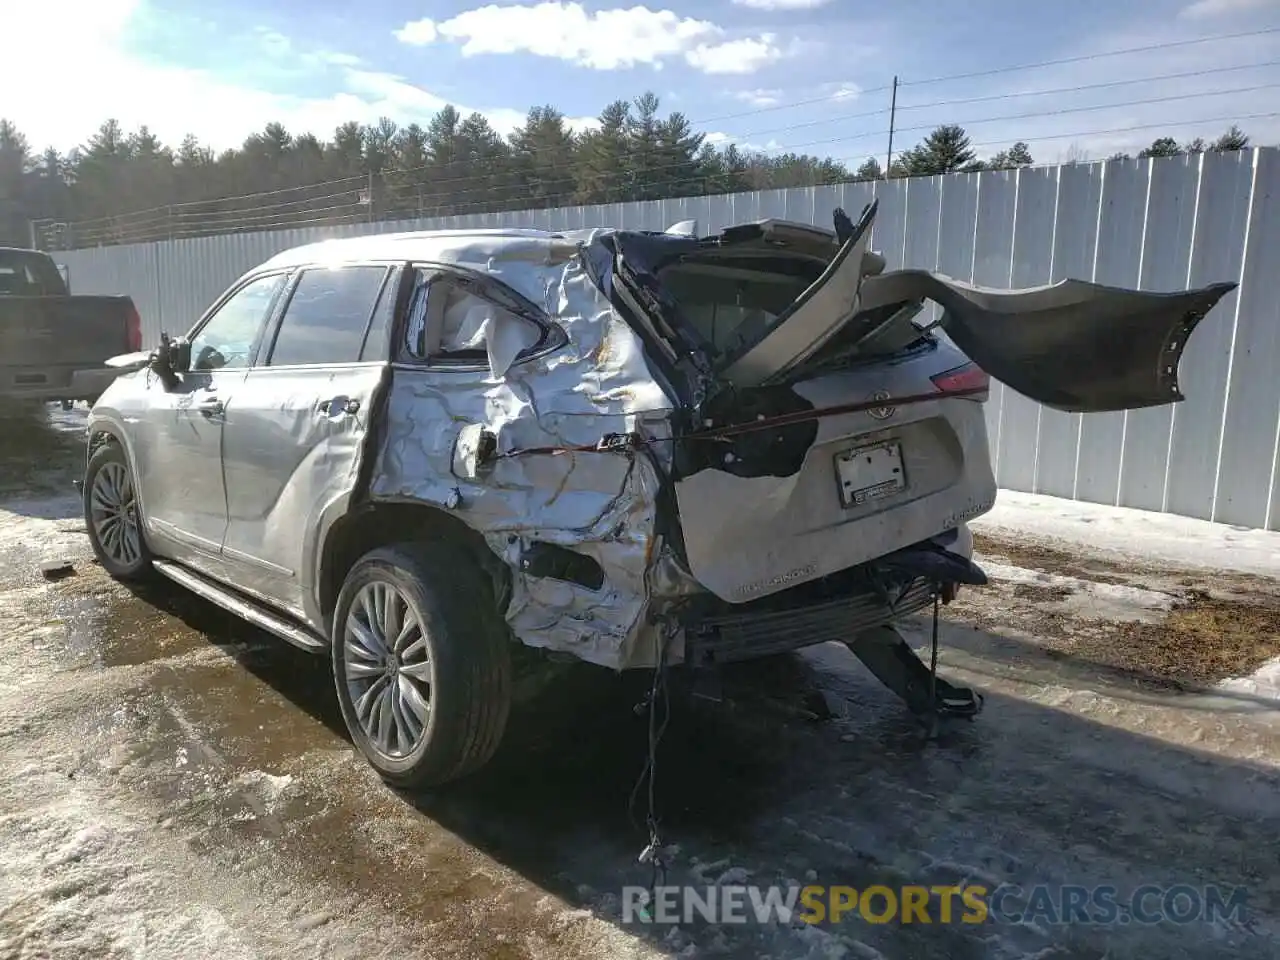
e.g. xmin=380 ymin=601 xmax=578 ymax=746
xmin=859 ymin=271 xmax=1238 ymax=413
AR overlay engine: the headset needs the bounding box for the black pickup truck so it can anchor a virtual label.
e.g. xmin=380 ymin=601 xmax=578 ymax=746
xmin=0 ymin=246 xmax=142 ymax=406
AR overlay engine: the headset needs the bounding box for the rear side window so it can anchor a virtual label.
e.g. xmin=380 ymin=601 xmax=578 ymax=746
xmin=267 ymin=265 xmax=390 ymax=366
xmin=403 ymin=270 xmax=544 ymax=365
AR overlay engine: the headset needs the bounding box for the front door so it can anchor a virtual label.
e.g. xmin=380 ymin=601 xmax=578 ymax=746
xmin=133 ymin=271 xmax=289 ymax=581
xmin=219 ymin=263 xmax=396 ymax=621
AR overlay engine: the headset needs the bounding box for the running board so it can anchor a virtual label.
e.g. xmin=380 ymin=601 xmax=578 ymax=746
xmin=151 ymin=559 xmax=327 ymax=653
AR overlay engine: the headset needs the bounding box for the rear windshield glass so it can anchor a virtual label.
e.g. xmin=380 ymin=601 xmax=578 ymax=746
xmin=656 ymin=261 xmax=814 ymax=353
xmin=0 ymin=250 xmax=61 ymax=295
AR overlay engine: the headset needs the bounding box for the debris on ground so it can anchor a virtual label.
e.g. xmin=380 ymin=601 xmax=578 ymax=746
xmin=40 ymin=558 xmax=76 ymax=580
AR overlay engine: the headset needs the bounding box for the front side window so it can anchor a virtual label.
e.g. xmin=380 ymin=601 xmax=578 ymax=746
xmin=267 ymin=265 xmax=390 ymax=367
xmin=189 ymin=272 xmax=287 ymax=372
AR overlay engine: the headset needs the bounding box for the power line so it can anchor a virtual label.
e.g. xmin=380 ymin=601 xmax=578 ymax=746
xmin=67 ymin=111 xmax=1273 ymax=246
xmin=832 ymin=111 xmax=1278 ymax=166
xmin=288 ymin=111 xmax=1277 ymax=224
xmin=899 ymin=25 xmax=1280 ymax=87
xmin=56 ymin=29 xmax=1280 ymax=235
xmin=170 ymin=82 xmax=1273 ymax=217
xmin=897 ymin=58 xmax=1280 ymax=112
xmin=685 ymin=84 xmax=891 ymax=127
xmin=71 ymin=73 xmax=1276 ymax=239
xmin=169 ymin=188 xmax=372 ymax=224
xmin=685 ymin=24 xmax=1280 ymax=126
xmin=52 ymin=32 xmax=1280 ymax=243
xmin=664 ymin=71 xmax=1280 ymax=158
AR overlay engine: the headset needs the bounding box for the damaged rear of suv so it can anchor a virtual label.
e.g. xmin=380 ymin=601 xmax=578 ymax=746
xmin=83 ymin=202 xmax=1236 ymax=788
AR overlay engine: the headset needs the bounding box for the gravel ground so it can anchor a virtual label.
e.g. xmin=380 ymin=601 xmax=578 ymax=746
xmin=1 ymin=405 xmax=1277 ymax=960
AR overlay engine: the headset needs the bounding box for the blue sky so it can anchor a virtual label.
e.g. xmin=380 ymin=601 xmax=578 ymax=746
xmin=5 ymin=0 xmax=1280 ymax=165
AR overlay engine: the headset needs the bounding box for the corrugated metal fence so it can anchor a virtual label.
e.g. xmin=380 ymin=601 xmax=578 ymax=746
xmin=54 ymin=148 xmax=1280 ymax=531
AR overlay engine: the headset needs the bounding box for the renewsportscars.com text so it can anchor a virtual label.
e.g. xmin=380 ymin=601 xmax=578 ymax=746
xmin=621 ymin=883 xmax=1250 ymax=927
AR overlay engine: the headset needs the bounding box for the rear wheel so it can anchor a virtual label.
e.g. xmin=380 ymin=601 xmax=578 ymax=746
xmin=331 ymin=542 xmax=512 ymax=788
xmin=83 ymin=441 xmax=152 ymax=580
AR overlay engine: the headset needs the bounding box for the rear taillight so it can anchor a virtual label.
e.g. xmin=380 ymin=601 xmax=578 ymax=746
xmin=126 ymin=304 xmax=142 ymax=352
xmin=931 ymin=361 xmax=989 ymax=399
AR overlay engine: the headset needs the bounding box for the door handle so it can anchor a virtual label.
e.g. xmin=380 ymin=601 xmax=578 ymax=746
xmin=318 ymin=396 xmax=360 ymax=417
xmin=196 ymin=396 xmax=224 ymax=417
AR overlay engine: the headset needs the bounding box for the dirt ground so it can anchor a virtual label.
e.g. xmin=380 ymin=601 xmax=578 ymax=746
xmin=964 ymin=533 xmax=1280 ymax=689
xmin=1 ymin=405 xmax=1278 ymax=960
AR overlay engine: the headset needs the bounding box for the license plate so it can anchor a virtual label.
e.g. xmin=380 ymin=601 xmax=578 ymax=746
xmin=836 ymin=440 xmax=906 ymax=507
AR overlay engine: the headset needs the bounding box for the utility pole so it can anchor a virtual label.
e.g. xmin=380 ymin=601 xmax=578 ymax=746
xmin=885 ymin=75 xmax=899 ymax=177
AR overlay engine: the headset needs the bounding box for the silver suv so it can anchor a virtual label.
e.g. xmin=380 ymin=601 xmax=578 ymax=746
xmin=81 ymin=202 xmax=1233 ymax=787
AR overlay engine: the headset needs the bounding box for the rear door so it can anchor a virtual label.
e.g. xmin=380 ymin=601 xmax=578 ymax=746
xmin=218 ymin=262 xmax=398 ymax=621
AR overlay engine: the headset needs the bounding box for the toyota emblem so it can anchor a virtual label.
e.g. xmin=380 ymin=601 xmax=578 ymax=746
xmin=868 ymin=390 xmax=896 ymax=420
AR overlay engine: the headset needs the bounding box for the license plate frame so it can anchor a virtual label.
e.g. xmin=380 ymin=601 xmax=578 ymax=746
xmin=835 ymin=440 xmax=907 ymax=508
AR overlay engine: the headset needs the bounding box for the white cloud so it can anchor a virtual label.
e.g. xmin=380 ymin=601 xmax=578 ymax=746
xmin=705 ymin=131 xmax=782 ymax=152
xmin=342 ymin=69 xmax=599 ymax=136
xmin=0 ymin=0 xmax=595 ymax=153
xmin=394 ymin=2 xmax=793 ymax=74
xmin=1179 ymin=0 xmax=1275 ymax=18
xmin=686 ymin=35 xmax=785 ymax=75
xmin=734 ymin=88 xmax=785 ymax=107
xmin=397 ymin=2 xmax=716 ymax=69
xmin=731 ymin=0 xmax=833 ymax=8
xmin=393 ymin=18 xmax=438 ymax=45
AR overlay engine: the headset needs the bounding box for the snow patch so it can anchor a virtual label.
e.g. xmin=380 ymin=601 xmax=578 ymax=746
xmin=49 ymin=824 xmax=112 ymax=866
xmin=979 ymin=560 xmax=1172 ymax=607
xmin=975 ymin=490 xmax=1280 ymax=577
xmin=978 ymin=560 xmax=1176 ymax=614
xmin=235 ymin=770 xmax=295 ymax=804
xmin=977 ymin=490 xmax=1280 ymax=698
xmin=1216 ymin=656 xmax=1280 ymax=702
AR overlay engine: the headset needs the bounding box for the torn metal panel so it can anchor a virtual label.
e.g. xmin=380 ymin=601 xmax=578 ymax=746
xmin=368 ymin=241 xmax=679 ymax=671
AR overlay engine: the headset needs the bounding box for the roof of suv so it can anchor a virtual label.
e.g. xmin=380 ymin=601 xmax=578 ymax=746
xmin=258 ymin=227 xmax=589 ymax=272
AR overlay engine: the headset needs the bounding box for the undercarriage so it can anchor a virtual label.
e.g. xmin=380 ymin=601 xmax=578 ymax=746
xmin=676 ymin=558 xmax=985 ymax=732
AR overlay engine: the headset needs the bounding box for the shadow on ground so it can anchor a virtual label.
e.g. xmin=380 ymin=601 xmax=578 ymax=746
xmin=0 ymin=403 xmax=84 ymax=508
xmin=54 ymin=569 xmax=1280 ymax=960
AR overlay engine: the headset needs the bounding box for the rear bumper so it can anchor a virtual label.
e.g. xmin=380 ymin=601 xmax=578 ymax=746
xmin=0 ymin=365 xmax=121 ymax=401
xmin=682 ymin=574 xmax=938 ymax=666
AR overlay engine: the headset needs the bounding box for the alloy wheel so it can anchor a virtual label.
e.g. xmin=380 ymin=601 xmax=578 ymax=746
xmin=89 ymin=461 xmax=143 ymax=567
xmin=343 ymin=580 xmax=433 ymax=759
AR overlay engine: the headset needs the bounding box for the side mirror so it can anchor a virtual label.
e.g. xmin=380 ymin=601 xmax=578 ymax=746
xmin=149 ymin=333 xmax=192 ymax=389
xmin=170 ymin=337 xmax=192 ymax=373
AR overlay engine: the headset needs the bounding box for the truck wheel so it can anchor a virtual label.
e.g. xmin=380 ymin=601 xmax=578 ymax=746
xmin=83 ymin=441 xmax=152 ymax=580
xmin=332 ymin=542 xmax=512 ymax=788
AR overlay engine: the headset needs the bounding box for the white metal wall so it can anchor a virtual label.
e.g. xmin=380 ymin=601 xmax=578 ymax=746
xmin=54 ymin=148 xmax=1276 ymax=530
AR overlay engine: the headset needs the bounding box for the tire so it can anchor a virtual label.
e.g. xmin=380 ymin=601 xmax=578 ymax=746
xmin=331 ymin=542 xmax=512 ymax=789
xmin=83 ymin=441 xmax=153 ymax=580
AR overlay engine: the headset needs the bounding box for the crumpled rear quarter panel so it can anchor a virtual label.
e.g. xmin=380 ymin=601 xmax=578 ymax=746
xmin=367 ymin=245 xmax=677 ymax=671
